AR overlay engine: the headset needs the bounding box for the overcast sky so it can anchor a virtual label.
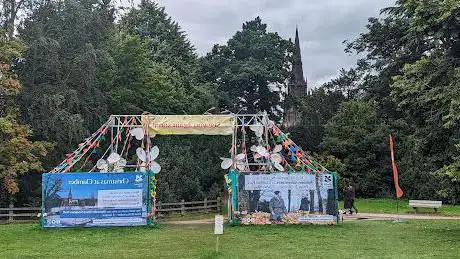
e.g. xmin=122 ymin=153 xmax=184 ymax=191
xmin=154 ymin=0 xmax=394 ymax=87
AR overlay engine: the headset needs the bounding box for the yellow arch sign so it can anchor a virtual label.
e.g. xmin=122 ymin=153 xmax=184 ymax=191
xmin=141 ymin=115 xmax=235 ymax=135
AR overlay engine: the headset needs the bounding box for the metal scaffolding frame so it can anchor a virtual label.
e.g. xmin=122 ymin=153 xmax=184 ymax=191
xmin=51 ymin=113 xmax=277 ymax=174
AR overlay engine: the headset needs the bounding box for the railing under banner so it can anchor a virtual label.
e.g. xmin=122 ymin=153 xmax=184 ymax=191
xmin=0 ymin=198 xmax=223 ymax=223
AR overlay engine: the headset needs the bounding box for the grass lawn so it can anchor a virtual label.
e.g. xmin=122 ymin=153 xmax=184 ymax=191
xmin=339 ymin=198 xmax=460 ymax=216
xmin=158 ymin=199 xmax=460 ymax=221
xmin=158 ymin=211 xmax=219 ymax=222
xmin=1 ymin=220 xmax=459 ymax=258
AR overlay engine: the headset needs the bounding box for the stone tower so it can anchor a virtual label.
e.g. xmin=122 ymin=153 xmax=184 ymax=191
xmin=283 ymin=27 xmax=308 ymax=128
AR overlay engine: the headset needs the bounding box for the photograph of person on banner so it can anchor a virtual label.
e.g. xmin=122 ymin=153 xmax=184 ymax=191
xmin=269 ymin=191 xmax=286 ymax=222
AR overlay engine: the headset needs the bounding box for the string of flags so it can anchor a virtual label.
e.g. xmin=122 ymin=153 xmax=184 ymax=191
xmin=50 ymin=116 xmax=162 ymax=175
xmin=51 ymin=114 xmax=326 ymax=175
xmin=220 ymin=119 xmax=327 ymax=173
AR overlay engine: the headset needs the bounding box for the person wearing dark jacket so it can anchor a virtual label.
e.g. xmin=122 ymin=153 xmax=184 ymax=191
xmin=269 ymin=191 xmax=286 ymax=221
xmin=299 ymin=195 xmax=310 ymax=211
xmin=343 ymin=182 xmax=358 ymax=214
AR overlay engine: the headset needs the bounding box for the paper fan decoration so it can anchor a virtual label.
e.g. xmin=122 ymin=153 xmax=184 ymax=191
xmin=136 ymin=148 xmax=147 ymax=162
xmin=96 ymin=159 xmax=108 ymax=170
xmin=255 ymin=146 xmax=269 ymax=157
xmin=131 ymin=127 xmax=144 ymax=140
xmin=236 ymin=153 xmax=246 ymax=161
xmin=274 ymin=162 xmax=284 ymax=171
xmin=270 ymin=153 xmax=282 ymax=163
xmin=149 ymin=146 xmax=159 ymax=161
xmin=220 ymin=158 xmax=233 ymax=169
xmin=273 ymin=144 xmax=282 ymax=153
xmin=107 ymin=152 xmax=121 ymax=164
xmin=137 ymin=146 xmax=161 ymax=173
xmin=117 ymin=158 xmax=127 ymax=167
xmin=267 ymin=120 xmax=275 ymax=129
xmin=249 ymin=122 xmax=264 ymax=137
xmin=150 ymin=161 xmax=161 ymax=174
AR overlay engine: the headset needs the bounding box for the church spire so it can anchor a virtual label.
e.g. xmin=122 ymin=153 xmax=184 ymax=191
xmin=283 ymin=27 xmax=308 ymax=129
xmin=292 ymin=26 xmax=306 ymax=85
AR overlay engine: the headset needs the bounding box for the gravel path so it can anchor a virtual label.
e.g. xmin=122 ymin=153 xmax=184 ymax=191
xmin=342 ymin=213 xmax=460 ymax=221
xmin=164 ymin=213 xmax=460 ymax=225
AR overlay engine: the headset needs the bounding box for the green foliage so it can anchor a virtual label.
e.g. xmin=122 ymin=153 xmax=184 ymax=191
xmin=321 ymin=101 xmax=390 ymax=197
xmin=200 ymin=17 xmax=292 ymax=121
xmin=288 ymin=88 xmax=345 ymax=152
xmin=2 ymin=221 xmax=460 ymax=258
xmin=18 ymin=0 xmax=115 ymax=165
xmin=119 ymin=0 xmax=217 ymax=114
xmin=3 ymin=0 xmax=457 ymax=206
xmin=387 ymin=0 xmax=460 ymax=202
xmin=322 ymin=67 xmax=365 ymax=100
xmin=391 ymin=53 xmax=460 ymax=203
xmin=0 ymin=35 xmax=52 ymax=202
xmin=327 ymin=0 xmax=460 ymax=202
xmin=120 ymin=0 xmax=196 ymax=74
xmin=107 ymin=32 xmax=185 ymax=115
xmin=154 ymin=135 xmax=231 ymax=202
xmin=105 ymin=1 xmax=223 ymax=202
xmin=0 ymin=116 xmax=51 ymax=195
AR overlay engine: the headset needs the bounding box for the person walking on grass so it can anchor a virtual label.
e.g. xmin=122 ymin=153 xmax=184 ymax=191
xmin=343 ymin=181 xmax=358 ymax=215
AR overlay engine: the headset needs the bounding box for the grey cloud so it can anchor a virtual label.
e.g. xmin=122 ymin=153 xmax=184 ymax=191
xmin=155 ymin=0 xmax=394 ymax=87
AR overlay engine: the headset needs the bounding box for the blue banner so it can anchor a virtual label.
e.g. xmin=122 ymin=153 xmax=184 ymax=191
xmin=42 ymin=172 xmax=149 ymax=228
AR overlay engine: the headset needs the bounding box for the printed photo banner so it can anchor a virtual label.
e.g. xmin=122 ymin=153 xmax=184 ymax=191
xmin=41 ymin=172 xmax=150 ymax=228
xmin=141 ymin=115 xmax=235 ymax=135
xmin=244 ymin=173 xmax=334 ymax=191
xmin=234 ymin=172 xmax=339 ymax=225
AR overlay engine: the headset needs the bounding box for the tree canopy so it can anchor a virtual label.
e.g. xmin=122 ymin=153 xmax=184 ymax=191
xmin=315 ymin=0 xmax=460 ymax=201
xmin=0 ymin=0 xmax=458 ymax=205
xmin=0 ymin=33 xmax=52 ymax=203
xmin=200 ymin=17 xmax=292 ymax=121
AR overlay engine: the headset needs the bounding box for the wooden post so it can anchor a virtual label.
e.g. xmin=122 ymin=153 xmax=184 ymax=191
xmin=8 ymin=203 xmax=14 ymax=223
xmin=204 ymin=198 xmax=208 ymax=213
xmin=157 ymin=201 xmax=162 ymax=217
xmin=181 ymin=199 xmax=185 ymax=216
xmin=217 ymin=197 xmax=221 ymax=212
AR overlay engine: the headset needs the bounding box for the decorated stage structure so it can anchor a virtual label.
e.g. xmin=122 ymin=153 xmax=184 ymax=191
xmin=42 ymin=113 xmax=338 ymax=227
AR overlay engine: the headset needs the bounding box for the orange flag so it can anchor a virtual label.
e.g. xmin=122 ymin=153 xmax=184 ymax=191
xmin=389 ymin=135 xmax=404 ymax=198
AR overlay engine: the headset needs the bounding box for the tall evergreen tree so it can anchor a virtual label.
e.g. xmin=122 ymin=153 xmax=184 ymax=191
xmin=119 ymin=0 xmax=216 ymax=114
xmin=18 ymin=0 xmax=116 ymax=165
xmin=289 ymin=87 xmax=344 ymax=152
xmin=321 ymin=101 xmax=390 ymax=197
xmin=200 ymin=17 xmax=293 ymax=121
xmin=328 ymin=0 xmax=459 ymax=201
xmin=106 ymin=32 xmax=186 ymax=115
